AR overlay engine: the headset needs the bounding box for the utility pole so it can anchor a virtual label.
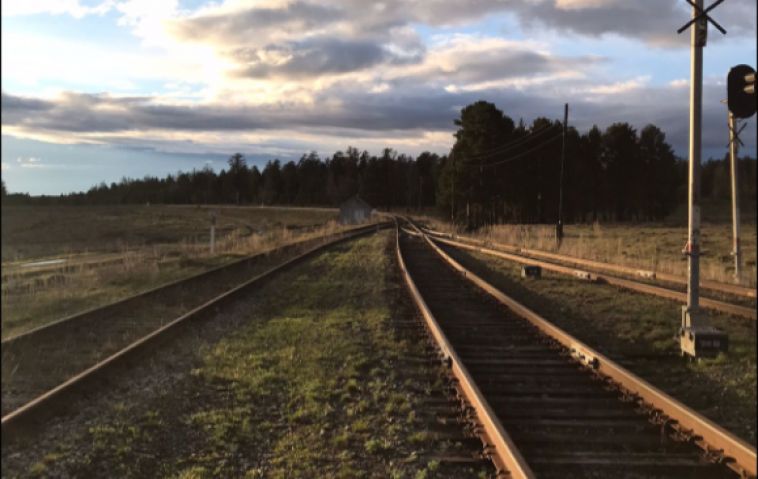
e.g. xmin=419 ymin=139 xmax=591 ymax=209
xmin=728 ymin=111 xmax=741 ymax=283
xmin=451 ymin=152 xmax=456 ymax=224
xmin=557 ymin=103 xmax=568 ymax=244
xmin=209 ymin=211 xmax=216 ymax=255
xmin=677 ymin=0 xmax=728 ymax=358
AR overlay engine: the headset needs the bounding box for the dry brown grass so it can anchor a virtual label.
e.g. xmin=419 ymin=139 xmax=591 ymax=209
xmin=1 ymin=205 xmax=358 ymax=339
xmin=416 ymin=216 xmax=757 ymax=287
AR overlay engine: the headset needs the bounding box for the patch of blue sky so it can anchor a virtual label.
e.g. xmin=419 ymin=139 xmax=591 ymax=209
xmin=2 ymin=10 xmax=136 ymax=51
xmin=1 ymin=136 xmax=287 ymax=195
xmin=178 ymin=0 xmax=217 ymax=13
xmin=2 ymin=136 xmax=217 ymax=195
xmin=3 ymin=77 xmax=173 ymax=97
xmin=462 ymin=12 xmax=525 ymax=40
xmin=413 ymin=12 xmax=524 ymax=45
xmin=545 ymin=32 xmax=755 ymax=87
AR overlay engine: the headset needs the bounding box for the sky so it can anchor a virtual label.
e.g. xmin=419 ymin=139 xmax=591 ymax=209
xmin=1 ymin=0 xmax=756 ymax=195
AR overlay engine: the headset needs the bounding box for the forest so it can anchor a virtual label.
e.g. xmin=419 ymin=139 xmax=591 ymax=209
xmin=3 ymin=101 xmax=755 ymax=227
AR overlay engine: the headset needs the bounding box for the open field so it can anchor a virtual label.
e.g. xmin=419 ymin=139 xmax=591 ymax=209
xmin=418 ymin=215 xmax=758 ymax=288
xmin=1 ymin=205 xmax=338 ymax=261
xmin=1 ymin=205 xmax=343 ymax=339
xmin=2 ymin=232 xmax=494 ymax=479
xmin=437 ymin=242 xmax=756 ymax=445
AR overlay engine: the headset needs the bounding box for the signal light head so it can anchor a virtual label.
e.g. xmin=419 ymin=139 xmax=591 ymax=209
xmin=727 ymin=64 xmax=756 ymax=119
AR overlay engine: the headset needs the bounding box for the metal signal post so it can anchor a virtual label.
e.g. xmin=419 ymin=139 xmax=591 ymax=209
xmin=677 ymin=0 xmax=728 ymax=358
xmin=685 ymin=0 xmax=704 ymax=318
xmin=728 ymin=111 xmax=742 ymax=283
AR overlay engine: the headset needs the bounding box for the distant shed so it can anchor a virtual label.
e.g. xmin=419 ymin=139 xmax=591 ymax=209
xmin=339 ymin=196 xmax=373 ymax=224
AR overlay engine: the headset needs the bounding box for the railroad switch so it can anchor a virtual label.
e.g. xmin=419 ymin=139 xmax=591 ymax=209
xmin=679 ymin=306 xmax=729 ymax=358
xmin=521 ymin=265 xmax=541 ymax=278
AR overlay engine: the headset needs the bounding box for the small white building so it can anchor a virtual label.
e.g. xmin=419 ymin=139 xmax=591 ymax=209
xmin=339 ymin=196 xmax=373 ymax=224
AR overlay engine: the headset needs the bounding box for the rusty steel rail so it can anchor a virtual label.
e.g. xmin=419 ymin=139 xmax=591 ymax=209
xmin=408 ymin=219 xmax=757 ymax=478
xmin=394 ymin=219 xmax=535 ymax=478
xmin=1 ymin=222 xmax=388 ymax=438
xmin=429 ymin=234 xmax=756 ymax=321
xmin=422 ymin=227 xmax=757 ymax=300
xmin=2 ymin=222 xmax=382 ymax=347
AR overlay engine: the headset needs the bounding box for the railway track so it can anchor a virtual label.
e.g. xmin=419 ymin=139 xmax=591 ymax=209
xmin=1 ymin=222 xmax=387 ymax=437
xmin=420 ymin=228 xmax=755 ymax=321
xmin=397 ymin=219 xmax=756 ymax=478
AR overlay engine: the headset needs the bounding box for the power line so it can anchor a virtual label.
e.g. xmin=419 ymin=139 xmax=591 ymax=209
xmin=461 ymin=123 xmax=559 ymax=161
xmin=459 ymin=123 xmax=560 ymax=161
xmin=461 ymin=132 xmax=563 ymax=169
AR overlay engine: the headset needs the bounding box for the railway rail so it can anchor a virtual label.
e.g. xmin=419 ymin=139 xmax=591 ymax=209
xmin=397 ymin=218 xmax=756 ymax=478
xmin=420 ymin=228 xmax=755 ymax=321
xmin=421 ymin=227 xmax=757 ymax=300
xmin=1 ymin=222 xmax=387 ymax=438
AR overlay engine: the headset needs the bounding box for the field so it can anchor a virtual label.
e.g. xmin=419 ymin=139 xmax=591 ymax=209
xmin=0 ymin=205 xmax=342 ymax=339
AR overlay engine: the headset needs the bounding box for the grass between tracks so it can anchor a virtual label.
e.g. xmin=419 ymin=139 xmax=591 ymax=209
xmin=6 ymin=233 xmax=492 ymax=479
xmin=1 ymin=206 xmax=349 ymax=339
xmin=440 ymin=243 xmax=757 ymax=445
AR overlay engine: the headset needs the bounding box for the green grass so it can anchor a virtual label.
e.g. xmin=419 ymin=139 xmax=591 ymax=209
xmin=6 ymin=233 xmax=492 ymax=478
xmin=442 ymin=244 xmax=756 ymax=445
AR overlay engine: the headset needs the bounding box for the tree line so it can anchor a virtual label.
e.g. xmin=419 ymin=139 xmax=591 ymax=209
xmin=2 ymin=100 xmax=754 ymax=227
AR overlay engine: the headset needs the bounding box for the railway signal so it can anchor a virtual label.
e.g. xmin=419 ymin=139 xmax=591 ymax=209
xmin=727 ymin=64 xmax=756 ymax=119
xmin=722 ymin=101 xmax=747 ymax=285
xmin=676 ymin=0 xmax=728 ymax=358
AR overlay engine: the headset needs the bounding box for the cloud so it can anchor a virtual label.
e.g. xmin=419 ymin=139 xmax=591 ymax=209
xmin=164 ymin=0 xmax=755 ymax=55
xmin=1 ymin=0 xmax=755 ymax=164
xmin=168 ymin=1 xmax=343 ymax=46
xmin=515 ymin=0 xmax=754 ymax=47
xmin=231 ymin=38 xmax=396 ymax=79
xmin=585 ymin=76 xmax=650 ymax=95
xmin=3 ymin=69 xmax=754 ymax=161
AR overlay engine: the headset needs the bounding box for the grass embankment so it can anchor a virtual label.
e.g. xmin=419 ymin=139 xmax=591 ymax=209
xmin=419 ymin=217 xmax=757 ymax=287
xmin=1 ymin=206 xmax=345 ymax=339
xmin=440 ymin=243 xmax=756 ymax=445
xmin=2 ymin=232 xmax=493 ymax=479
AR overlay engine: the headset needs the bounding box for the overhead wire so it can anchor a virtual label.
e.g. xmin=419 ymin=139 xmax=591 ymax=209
xmin=457 ymin=123 xmax=560 ymax=161
xmin=460 ymin=132 xmax=564 ymax=169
